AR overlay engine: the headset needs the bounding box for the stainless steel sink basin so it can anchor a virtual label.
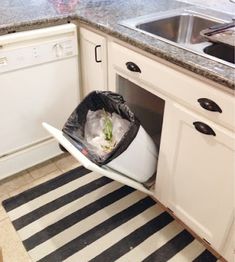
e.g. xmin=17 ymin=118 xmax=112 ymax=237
xmin=136 ymin=14 xmax=219 ymax=44
xmin=204 ymin=44 xmax=235 ymax=64
xmin=120 ymin=7 xmax=234 ymax=67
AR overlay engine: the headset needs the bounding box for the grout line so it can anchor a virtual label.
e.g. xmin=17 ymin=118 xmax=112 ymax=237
xmin=28 ymin=169 xmax=36 ymax=181
xmin=53 ymin=163 xmax=64 ymax=172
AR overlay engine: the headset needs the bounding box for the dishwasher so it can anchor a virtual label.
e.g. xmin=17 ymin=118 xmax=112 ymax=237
xmin=0 ymin=24 xmax=80 ymax=179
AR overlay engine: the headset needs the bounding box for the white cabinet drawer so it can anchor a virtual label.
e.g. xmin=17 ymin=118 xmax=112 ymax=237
xmin=109 ymin=42 xmax=235 ymax=131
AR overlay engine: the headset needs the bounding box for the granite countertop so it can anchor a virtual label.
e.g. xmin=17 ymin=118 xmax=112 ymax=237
xmin=0 ymin=0 xmax=234 ymax=93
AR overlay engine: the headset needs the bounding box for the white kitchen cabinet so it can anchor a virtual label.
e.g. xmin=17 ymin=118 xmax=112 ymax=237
xmin=156 ymin=100 xmax=234 ymax=254
xmin=108 ymin=41 xmax=234 ymax=259
xmin=79 ymin=27 xmax=107 ymax=97
xmin=44 ymin=36 xmax=234 ymax=260
xmin=108 ymin=42 xmax=235 ymax=131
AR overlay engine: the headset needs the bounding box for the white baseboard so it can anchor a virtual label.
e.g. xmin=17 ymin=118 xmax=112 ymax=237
xmin=0 ymin=138 xmax=62 ymax=180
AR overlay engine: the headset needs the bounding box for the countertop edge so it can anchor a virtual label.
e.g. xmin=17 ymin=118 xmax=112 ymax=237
xmin=0 ymin=13 xmax=234 ymax=94
xmin=77 ymin=17 xmax=235 ymax=93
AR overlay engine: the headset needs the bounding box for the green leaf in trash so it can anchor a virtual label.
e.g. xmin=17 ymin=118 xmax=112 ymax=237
xmin=103 ymin=109 xmax=113 ymax=141
xmin=101 ymin=143 xmax=116 ymax=152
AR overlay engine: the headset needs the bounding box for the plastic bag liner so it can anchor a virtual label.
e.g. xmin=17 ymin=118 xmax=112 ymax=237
xmin=62 ymin=91 xmax=140 ymax=166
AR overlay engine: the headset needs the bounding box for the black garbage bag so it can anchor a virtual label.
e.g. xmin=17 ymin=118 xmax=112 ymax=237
xmin=62 ymin=91 xmax=140 ymax=165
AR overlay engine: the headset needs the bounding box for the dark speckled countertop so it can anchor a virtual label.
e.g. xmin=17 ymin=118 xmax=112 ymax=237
xmin=0 ymin=0 xmax=234 ymax=93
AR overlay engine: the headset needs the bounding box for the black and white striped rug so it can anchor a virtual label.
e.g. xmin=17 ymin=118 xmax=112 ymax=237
xmin=3 ymin=166 xmax=217 ymax=262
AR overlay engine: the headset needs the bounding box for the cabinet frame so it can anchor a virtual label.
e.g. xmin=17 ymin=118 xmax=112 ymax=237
xmin=107 ymin=39 xmax=235 ymax=261
xmin=79 ymin=27 xmax=108 ymax=97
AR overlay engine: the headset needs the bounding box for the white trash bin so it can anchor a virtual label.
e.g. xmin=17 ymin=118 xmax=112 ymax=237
xmin=106 ymin=126 xmax=157 ymax=183
xmin=61 ymin=91 xmax=158 ymax=184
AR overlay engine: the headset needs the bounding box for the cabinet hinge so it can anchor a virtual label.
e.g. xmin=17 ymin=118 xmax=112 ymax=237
xmin=166 ymin=207 xmax=174 ymax=214
xmin=202 ymin=238 xmax=211 ymax=246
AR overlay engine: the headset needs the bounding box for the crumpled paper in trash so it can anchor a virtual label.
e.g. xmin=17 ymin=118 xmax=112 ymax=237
xmin=84 ymin=109 xmax=130 ymax=157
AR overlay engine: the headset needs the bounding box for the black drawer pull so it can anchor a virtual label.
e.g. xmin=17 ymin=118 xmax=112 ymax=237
xmin=95 ymin=45 xmax=102 ymax=63
xmin=197 ymin=98 xmax=222 ymax=113
xmin=126 ymin=62 xmax=141 ymax=73
xmin=193 ymin=122 xmax=216 ymax=136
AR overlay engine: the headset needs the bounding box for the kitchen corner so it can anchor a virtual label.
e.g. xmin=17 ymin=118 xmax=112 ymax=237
xmin=0 ymin=0 xmax=234 ymax=93
xmin=0 ymin=0 xmax=234 ymax=262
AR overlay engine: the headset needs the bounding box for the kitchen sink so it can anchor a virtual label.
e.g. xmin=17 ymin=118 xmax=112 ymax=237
xmin=204 ymin=44 xmax=235 ymax=64
xmin=136 ymin=14 xmax=219 ymax=45
xmin=120 ymin=7 xmax=234 ymax=67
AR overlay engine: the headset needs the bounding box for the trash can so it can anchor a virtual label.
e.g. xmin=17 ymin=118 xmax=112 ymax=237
xmin=62 ymin=91 xmax=157 ymax=185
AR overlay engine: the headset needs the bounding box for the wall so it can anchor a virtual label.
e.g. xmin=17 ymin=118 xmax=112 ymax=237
xmin=178 ymin=0 xmax=235 ymax=15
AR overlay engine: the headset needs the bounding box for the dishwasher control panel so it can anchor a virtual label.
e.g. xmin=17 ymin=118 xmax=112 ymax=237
xmin=0 ymin=37 xmax=78 ymax=73
xmin=53 ymin=40 xmax=75 ymax=58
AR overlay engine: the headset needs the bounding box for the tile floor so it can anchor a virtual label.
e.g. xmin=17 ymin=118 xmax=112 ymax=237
xmin=0 ymin=153 xmax=80 ymax=262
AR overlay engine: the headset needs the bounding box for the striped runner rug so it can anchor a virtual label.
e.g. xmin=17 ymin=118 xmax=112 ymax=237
xmin=2 ymin=166 xmax=217 ymax=262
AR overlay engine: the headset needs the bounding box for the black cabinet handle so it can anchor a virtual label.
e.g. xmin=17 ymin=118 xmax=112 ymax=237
xmin=126 ymin=62 xmax=141 ymax=73
xmin=95 ymin=45 xmax=101 ymax=63
xmin=193 ymin=121 xmax=216 ymax=136
xmin=197 ymin=98 xmax=222 ymax=113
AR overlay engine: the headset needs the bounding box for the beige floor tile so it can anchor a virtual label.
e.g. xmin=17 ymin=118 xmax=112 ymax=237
xmin=0 ymin=171 xmax=33 ymax=195
xmin=9 ymin=168 xmax=63 ymax=197
xmin=0 ymin=193 xmax=9 ymax=222
xmin=0 ymin=247 xmax=3 ymax=262
xmin=0 ymin=208 xmax=7 ymax=222
xmin=28 ymin=159 xmax=58 ymax=180
xmin=53 ymin=153 xmax=80 ymax=172
xmin=0 ymin=193 xmax=9 ymax=204
xmin=9 ymin=182 xmax=34 ymax=198
xmin=32 ymin=169 xmax=63 ymax=187
xmin=0 ymin=218 xmax=31 ymax=262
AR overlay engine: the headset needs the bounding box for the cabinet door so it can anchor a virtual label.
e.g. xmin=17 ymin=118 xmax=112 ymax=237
xmin=156 ymin=101 xmax=234 ymax=252
xmin=80 ymin=27 xmax=107 ymax=97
